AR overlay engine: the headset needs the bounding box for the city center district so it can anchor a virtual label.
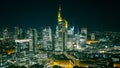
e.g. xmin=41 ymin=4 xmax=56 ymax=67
xmin=0 ymin=5 xmax=120 ymax=68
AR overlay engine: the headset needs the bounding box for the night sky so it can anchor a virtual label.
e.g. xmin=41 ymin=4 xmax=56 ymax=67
xmin=0 ymin=0 xmax=120 ymax=32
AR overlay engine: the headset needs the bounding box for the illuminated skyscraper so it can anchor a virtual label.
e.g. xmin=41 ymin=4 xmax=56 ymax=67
xmin=42 ymin=27 xmax=52 ymax=50
xmin=27 ymin=28 xmax=33 ymax=51
xmin=3 ymin=28 xmax=9 ymax=40
xmin=55 ymin=5 xmax=68 ymax=51
xmin=27 ymin=28 xmax=38 ymax=52
xmin=14 ymin=27 xmax=23 ymax=39
xmin=33 ymin=28 xmax=38 ymax=52
xmin=66 ymin=26 xmax=74 ymax=50
xmin=19 ymin=28 xmax=23 ymax=39
xmin=81 ymin=27 xmax=87 ymax=40
xmin=91 ymin=33 xmax=95 ymax=41
xmin=14 ymin=27 xmax=19 ymax=39
xmin=15 ymin=39 xmax=31 ymax=58
xmin=79 ymin=27 xmax=87 ymax=47
xmin=79 ymin=33 xmax=86 ymax=47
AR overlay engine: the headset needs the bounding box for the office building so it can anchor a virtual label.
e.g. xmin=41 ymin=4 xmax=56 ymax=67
xmin=55 ymin=5 xmax=68 ymax=51
xmin=42 ymin=27 xmax=52 ymax=50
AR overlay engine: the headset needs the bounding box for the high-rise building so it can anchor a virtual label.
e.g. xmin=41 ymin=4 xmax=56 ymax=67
xmin=33 ymin=28 xmax=38 ymax=52
xmin=27 ymin=28 xmax=38 ymax=52
xmin=19 ymin=28 xmax=23 ymax=39
xmin=66 ymin=27 xmax=74 ymax=50
xmin=14 ymin=27 xmax=24 ymax=39
xmin=27 ymin=28 xmax=33 ymax=51
xmin=15 ymin=39 xmax=31 ymax=59
xmin=91 ymin=33 xmax=95 ymax=41
xmin=3 ymin=28 xmax=9 ymax=40
xmin=42 ymin=27 xmax=52 ymax=50
xmin=79 ymin=33 xmax=86 ymax=47
xmin=55 ymin=5 xmax=68 ymax=51
xmin=81 ymin=27 xmax=87 ymax=40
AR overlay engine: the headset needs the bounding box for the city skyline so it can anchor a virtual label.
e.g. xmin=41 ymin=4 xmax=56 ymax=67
xmin=0 ymin=1 xmax=120 ymax=67
xmin=0 ymin=0 xmax=120 ymax=32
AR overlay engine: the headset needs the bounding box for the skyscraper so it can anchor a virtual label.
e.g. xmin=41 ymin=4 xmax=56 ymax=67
xmin=28 ymin=28 xmax=33 ymax=52
xmin=14 ymin=27 xmax=24 ymax=39
xmin=66 ymin=27 xmax=74 ymax=50
xmin=33 ymin=28 xmax=38 ymax=52
xmin=55 ymin=5 xmax=68 ymax=51
xmin=91 ymin=33 xmax=95 ymax=41
xmin=27 ymin=28 xmax=38 ymax=52
xmin=42 ymin=27 xmax=52 ymax=50
xmin=14 ymin=27 xmax=19 ymax=39
xmin=81 ymin=27 xmax=87 ymax=40
xmin=3 ymin=28 xmax=9 ymax=40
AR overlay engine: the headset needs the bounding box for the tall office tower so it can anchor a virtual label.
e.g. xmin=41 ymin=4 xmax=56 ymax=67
xmin=27 ymin=28 xmax=38 ymax=52
xmin=27 ymin=28 xmax=33 ymax=51
xmin=42 ymin=27 xmax=52 ymax=50
xmin=33 ymin=28 xmax=38 ymax=52
xmin=19 ymin=28 xmax=23 ymax=39
xmin=64 ymin=20 xmax=68 ymax=51
xmin=15 ymin=39 xmax=31 ymax=59
xmin=14 ymin=27 xmax=19 ymax=39
xmin=81 ymin=27 xmax=87 ymax=40
xmin=66 ymin=26 xmax=74 ymax=50
xmin=55 ymin=5 xmax=68 ymax=51
xmin=3 ymin=28 xmax=9 ymax=40
xmin=91 ymin=33 xmax=95 ymax=41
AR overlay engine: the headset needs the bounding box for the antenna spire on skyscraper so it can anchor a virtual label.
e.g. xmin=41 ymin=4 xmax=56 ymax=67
xmin=59 ymin=4 xmax=61 ymax=11
xmin=58 ymin=4 xmax=62 ymax=22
